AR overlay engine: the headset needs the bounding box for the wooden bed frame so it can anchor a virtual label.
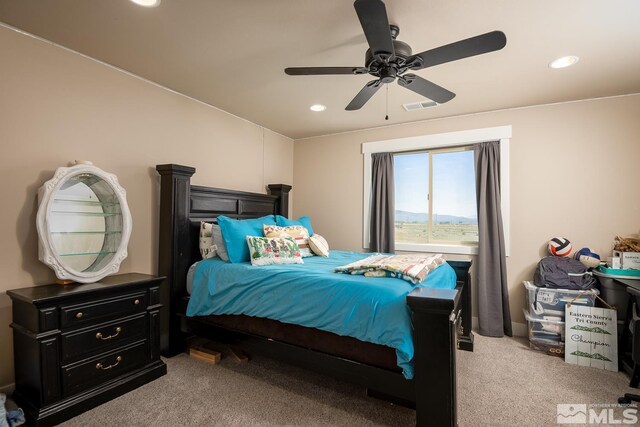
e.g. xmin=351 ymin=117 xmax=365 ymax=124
xmin=156 ymin=164 xmax=474 ymax=427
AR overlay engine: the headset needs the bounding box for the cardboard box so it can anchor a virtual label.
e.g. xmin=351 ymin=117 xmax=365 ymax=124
xmin=613 ymin=251 xmax=640 ymax=270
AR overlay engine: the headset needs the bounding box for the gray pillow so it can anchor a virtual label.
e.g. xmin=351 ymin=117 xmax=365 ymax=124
xmin=211 ymin=224 xmax=229 ymax=262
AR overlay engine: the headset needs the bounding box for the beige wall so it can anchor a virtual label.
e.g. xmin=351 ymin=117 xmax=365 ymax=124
xmin=293 ymin=94 xmax=640 ymax=332
xmin=0 ymin=26 xmax=293 ymax=388
xmin=2 ymin=19 xmax=639 ymax=390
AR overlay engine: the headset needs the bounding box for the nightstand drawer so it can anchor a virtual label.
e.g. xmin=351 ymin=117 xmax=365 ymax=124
xmin=61 ymin=340 xmax=148 ymax=395
xmin=61 ymin=314 xmax=147 ymax=362
xmin=60 ymin=292 xmax=147 ymax=328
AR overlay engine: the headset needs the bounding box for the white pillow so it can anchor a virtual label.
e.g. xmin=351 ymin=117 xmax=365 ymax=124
xmin=199 ymin=222 xmax=217 ymax=259
xmin=309 ymin=234 xmax=330 ymax=257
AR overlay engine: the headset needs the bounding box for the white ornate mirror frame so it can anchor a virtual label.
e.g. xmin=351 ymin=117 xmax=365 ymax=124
xmin=36 ymin=161 xmax=132 ymax=283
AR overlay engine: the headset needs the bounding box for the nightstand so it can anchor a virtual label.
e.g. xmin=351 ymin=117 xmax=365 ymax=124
xmin=7 ymin=273 xmax=167 ymax=426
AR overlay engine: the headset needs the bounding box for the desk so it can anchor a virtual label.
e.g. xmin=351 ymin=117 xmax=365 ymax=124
xmin=616 ymin=278 xmax=640 ymax=387
xmin=616 ymin=278 xmax=640 ymax=293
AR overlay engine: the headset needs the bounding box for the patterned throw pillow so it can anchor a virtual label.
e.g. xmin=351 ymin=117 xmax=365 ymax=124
xmin=263 ymin=225 xmax=313 ymax=257
xmin=246 ymin=236 xmax=304 ymax=266
xmin=275 ymin=215 xmax=314 ymax=236
xmin=308 ymin=234 xmax=330 ymax=257
xmin=199 ymin=222 xmax=217 ymax=259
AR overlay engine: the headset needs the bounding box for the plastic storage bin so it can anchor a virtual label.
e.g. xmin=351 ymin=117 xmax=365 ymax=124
xmin=593 ymin=267 xmax=640 ymax=340
xmin=524 ymin=281 xmax=598 ymax=320
xmin=593 ymin=267 xmax=640 ymax=319
xmin=524 ymin=309 xmax=565 ymax=358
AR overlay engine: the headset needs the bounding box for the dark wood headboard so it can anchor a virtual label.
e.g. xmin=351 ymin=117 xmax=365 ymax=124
xmin=156 ymin=164 xmax=291 ymax=355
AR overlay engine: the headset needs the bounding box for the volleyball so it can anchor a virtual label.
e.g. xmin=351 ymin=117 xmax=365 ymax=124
xmin=574 ymin=247 xmax=601 ymax=268
xmin=548 ymin=237 xmax=572 ymax=257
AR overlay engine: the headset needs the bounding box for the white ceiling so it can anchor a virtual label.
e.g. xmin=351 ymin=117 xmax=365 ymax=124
xmin=1 ymin=0 xmax=639 ymax=139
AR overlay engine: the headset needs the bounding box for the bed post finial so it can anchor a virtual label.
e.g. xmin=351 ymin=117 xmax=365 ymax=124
xmin=156 ymin=164 xmax=196 ymax=356
xmin=267 ymin=184 xmax=292 ymax=217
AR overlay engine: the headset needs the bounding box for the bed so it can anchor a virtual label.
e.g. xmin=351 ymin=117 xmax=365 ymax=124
xmin=155 ymin=164 xmax=474 ymax=427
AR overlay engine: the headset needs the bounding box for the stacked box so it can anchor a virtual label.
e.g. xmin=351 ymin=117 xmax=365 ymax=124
xmin=524 ymin=310 xmax=565 ymax=357
xmin=523 ymin=281 xmax=598 ymax=357
xmin=524 ymin=281 xmax=598 ymax=320
xmin=612 ymin=251 xmax=640 ymax=270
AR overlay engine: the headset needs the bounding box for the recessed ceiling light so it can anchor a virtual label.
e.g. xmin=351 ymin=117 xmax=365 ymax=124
xmin=549 ymin=55 xmax=579 ymax=69
xmin=309 ymin=104 xmax=326 ymax=112
xmin=129 ymin=0 xmax=161 ymax=7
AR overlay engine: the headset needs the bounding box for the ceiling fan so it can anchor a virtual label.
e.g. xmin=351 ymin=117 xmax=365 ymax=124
xmin=284 ymin=0 xmax=507 ymax=111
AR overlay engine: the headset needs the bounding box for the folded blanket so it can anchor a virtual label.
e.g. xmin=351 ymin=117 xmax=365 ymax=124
xmin=334 ymin=253 xmax=445 ymax=284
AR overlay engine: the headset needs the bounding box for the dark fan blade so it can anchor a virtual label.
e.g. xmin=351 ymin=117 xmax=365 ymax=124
xmin=353 ymin=0 xmax=394 ymax=61
xmin=398 ymin=74 xmax=455 ymax=104
xmin=346 ymin=80 xmax=383 ymax=110
xmin=285 ymin=67 xmax=366 ymax=75
xmin=408 ymin=31 xmax=507 ymax=70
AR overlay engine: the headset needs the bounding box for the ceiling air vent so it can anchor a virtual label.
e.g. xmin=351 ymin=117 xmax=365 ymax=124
xmin=402 ymin=100 xmax=438 ymax=111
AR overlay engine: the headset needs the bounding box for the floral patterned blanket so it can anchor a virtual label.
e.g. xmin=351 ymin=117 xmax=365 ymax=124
xmin=334 ymin=253 xmax=446 ymax=284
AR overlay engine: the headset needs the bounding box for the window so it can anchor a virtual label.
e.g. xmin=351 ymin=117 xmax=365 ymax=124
xmin=362 ymin=125 xmax=511 ymax=256
xmin=394 ymin=147 xmax=478 ymax=246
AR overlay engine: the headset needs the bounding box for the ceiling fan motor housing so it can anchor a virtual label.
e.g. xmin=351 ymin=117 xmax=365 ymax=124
xmin=365 ymin=39 xmax=413 ymax=69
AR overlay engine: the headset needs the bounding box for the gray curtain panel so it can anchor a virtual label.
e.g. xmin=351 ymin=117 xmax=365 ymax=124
xmin=474 ymin=141 xmax=512 ymax=337
xmin=369 ymin=152 xmax=395 ymax=253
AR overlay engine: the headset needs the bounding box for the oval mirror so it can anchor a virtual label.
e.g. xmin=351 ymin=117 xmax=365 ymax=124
xmin=36 ymin=162 xmax=132 ymax=283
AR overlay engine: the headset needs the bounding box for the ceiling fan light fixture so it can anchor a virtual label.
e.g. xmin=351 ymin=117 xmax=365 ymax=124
xmin=309 ymin=104 xmax=327 ymax=112
xmin=549 ymin=55 xmax=579 ymax=69
xmin=129 ymin=0 xmax=161 ymax=7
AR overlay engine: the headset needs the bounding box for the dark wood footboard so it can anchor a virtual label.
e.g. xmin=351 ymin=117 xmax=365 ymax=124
xmin=408 ymin=266 xmax=470 ymax=427
xmin=156 ymin=164 xmax=473 ymax=427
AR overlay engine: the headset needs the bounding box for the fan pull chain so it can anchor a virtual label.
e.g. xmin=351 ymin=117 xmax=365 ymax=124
xmin=385 ymin=85 xmax=389 ymax=120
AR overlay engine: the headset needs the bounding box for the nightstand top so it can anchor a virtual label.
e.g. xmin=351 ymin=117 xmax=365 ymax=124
xmin=7 ymin=273 xmax=164 ymax=305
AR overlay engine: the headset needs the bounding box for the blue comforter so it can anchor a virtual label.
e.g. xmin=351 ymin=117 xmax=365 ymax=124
xmin=187 ymin=250 xmax=456 ymax=379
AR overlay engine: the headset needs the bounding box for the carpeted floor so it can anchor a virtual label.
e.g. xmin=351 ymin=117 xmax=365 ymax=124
xmin=62 ymin=335 xmax=636 ymax=426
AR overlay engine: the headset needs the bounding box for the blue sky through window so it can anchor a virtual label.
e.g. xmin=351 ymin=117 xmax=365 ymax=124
xmin=394 ymin=153 xmax=429 ymax=214
xmin=394 ymin=151 xmax=477 ymax=219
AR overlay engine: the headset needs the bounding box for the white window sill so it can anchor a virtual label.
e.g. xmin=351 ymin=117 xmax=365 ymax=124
xmin=395 ymin=243 xmax=478 ymax=255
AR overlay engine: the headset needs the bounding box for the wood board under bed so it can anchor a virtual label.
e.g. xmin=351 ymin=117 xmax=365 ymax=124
xmin=155 ymin=164 xmax=473 ymax=427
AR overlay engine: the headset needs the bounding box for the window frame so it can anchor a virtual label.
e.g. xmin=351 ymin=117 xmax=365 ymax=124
xmin=362 ymin=126 xmax=511 ymax=256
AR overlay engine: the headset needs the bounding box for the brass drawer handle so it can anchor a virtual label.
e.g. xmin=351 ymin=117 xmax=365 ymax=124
xmin=96 ymin=356 xmax=122 ymax=370
xmin=75 ymin=312 xmax=83 ymax=319
xmin=96 ymin=327 xmax=122 ymax=340
xmin=134 ymin=299 xmax=140 ymax=305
